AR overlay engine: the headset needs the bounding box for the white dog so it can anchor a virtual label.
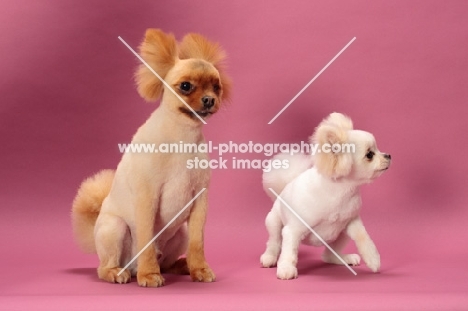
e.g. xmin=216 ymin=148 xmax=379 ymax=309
xmin=260 ymin=113 xmax=391 ymax=279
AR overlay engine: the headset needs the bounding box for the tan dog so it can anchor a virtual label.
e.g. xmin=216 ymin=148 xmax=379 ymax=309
xmin=72 ymin=29 xmax=231 ymax=287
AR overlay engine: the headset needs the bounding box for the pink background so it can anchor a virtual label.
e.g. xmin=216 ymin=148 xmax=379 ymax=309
xmin=1 ymin=0 xmax=468 ymax=310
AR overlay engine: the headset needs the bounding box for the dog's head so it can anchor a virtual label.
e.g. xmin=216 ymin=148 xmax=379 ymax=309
xmin=135 ymin=29 xmax=231 ymax=121
xmin=311 ymin=112 xmax=391 ymax=183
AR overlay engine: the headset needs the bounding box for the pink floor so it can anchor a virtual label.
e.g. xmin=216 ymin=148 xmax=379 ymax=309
xmin=2 ymin=175 xmax=468 ymax=310
xmin=2 ymin=0 xmax=468 ymax=310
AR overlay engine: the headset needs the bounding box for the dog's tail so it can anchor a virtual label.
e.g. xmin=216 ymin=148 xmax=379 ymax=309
xmin=71 ymin=169 xmax=115 ymax=253
xmin=262 ymin=153 xmax=313 ymax=201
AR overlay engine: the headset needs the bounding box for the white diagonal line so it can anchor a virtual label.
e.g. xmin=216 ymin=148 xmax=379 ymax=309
xmin=118 ymin=36 xmax=207 ymax=125
xmin=117 ymin=188 xmax=206 ymax=276
xmin=268 ymin=37 xmax=356 ymax=124
xmin=268 ymin=188 xmax=357 ymax=276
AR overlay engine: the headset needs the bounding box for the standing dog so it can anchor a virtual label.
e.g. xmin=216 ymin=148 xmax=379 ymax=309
xmin=260 ymin=113 xmax=391 ymax=279
xmin=72 ymin=29 xmax=231 ymax=287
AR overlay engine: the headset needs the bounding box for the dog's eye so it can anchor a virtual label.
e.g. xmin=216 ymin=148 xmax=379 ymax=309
xmin=365 ymin=151 xmax=375 ymax=160
xmin=213 ymin=84 xmax=220 ymax=93
xmin=180 ymin=82 xmax=192 ymax=93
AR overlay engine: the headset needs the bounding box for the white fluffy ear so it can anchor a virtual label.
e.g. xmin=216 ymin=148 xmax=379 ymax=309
xmin=311 ymin=114 xmax=353 ymax=179
xmin=323 ymin=112 xmax=353 ymax=130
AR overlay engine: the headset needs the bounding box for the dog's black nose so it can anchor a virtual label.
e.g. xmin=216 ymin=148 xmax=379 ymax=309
xmin=384 ymin=154 xmax=391 ymax=160
xmin=202 ymin=96 xmax=215 ymax=109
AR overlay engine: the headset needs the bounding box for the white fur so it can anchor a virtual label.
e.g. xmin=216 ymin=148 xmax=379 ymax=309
xmin=262 ymin=153 xmax=312 ymax=201
xmin=260 ymin=113 xmax=391 ymax=279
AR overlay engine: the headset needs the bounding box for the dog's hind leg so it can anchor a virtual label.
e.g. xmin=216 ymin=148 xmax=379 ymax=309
xmin=260 ymin=209 xmax=283 ymax=268
xmin=95 ymin=212 xmax=131 ymax=284
xmin=161 ymin=224 xmax=189 ymax=275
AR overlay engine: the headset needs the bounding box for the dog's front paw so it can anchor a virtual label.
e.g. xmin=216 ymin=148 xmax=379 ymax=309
xmin=137 ymin=272 xmax=165 ymax=287
xmin=365 ymin=252 xmax=380 ymax=273
xmin=190 ymin=266 xmax=216 ymax=282
xmin=260 ymin=253 xmax=277 ymax=268
xmin=362 ymin=246 xmax=380 ymax=272
xmin=276 ymin=264 xmax=298 ymax=280
xmin=98 ymin=267 xmax=131 ymax=284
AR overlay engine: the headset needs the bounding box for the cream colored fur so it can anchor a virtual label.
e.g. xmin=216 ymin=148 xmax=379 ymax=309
xmin=72 ymin=169 xmax=115 ymax=253
xmin=71 ymin=29 xmax=231 ymax=287
xmin=260 ymin=113 xmax=391 ymax=279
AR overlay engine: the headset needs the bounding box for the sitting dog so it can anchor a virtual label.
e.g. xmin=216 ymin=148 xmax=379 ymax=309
xmin=72 ymin=29 xmax=231 ymax=287
xmin=260 ymin=113 xmax=391 ymax=279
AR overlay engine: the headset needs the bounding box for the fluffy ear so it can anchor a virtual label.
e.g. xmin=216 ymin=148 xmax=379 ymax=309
xmin=179 ymin=33 xmax=225 ymax=67
xmin=311 ymin=121 xmax=353 ymax=179
xmin=322 ymin=112 xmax=353 ymax=131
xmin=135 ymin=29 xmax=178 ymax=101
xmin=179 ymin=33 xmax=232 ymax=101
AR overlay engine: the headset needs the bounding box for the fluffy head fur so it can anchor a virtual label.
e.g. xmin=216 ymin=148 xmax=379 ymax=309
xmin=179 ymin=33 xmax=232 ymax=101
xmin=135 ymin=29 xmax=231 ymax=120
xmin=136 ymin=29 xmax=178 ymax=101
xmin=311 ymin=113 xmax=354 ymax=179
xmin=312 ymin=112 xmax=391 ymax=182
